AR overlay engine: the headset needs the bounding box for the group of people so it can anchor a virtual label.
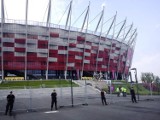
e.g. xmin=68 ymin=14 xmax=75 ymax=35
xmin=116 ymin=86 xmax=137 ymax=103
xmin=4 ymin=86 xmax=137 ymax=115
xmin=116 ymin=86 xmax=127 ymax=97
xmin=4 ymin=89 xmax=58 ymax=116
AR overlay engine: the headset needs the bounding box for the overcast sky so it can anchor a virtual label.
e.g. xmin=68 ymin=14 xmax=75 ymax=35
xmin=1 ymin=0 xmax=160 ymax=81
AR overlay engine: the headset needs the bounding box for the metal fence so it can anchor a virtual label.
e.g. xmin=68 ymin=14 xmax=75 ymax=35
xmin=0 ymin=81 xmax=101 ymax=113
xmin=0 ymin=80 xmax=160 ymax=114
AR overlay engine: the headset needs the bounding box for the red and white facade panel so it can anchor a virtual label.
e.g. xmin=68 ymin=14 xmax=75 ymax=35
xmin=0 ymin=22 xmax=134 ymax=79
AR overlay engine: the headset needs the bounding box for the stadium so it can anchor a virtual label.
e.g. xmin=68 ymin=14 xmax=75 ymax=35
xmin=0 ymin=0 xmax=137 ymax=81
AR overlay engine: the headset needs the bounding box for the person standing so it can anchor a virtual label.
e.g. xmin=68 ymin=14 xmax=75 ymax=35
xmin=51 ymin=89 xmax=57 ymax=110
xmin=130 ymin=87 xmax=137 ymax=103
xmin=123 ymin=87 xmax=127 ymax=97
xmin=5 ymin=91 xmax=15 ymax=116
xmin=101 ymin=89 xmax=107 ymax=105
xmin=116 ymin=87 xmax=120 ymax=97
xmin=121 ymin=87 xmax=125 ymax=97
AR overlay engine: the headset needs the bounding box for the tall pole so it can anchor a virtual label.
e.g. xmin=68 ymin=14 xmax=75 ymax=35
xmin=1 ymin=0 xmax=5 ymax=80
xmin=107 ymin=12 xmax=117 ymax=79
xmin=1 ymin=0 xmax=5 ymax=23
xmin=46 ymin=0 xmax=52 ymax=80
xmin=81 ymin=2 xmax=90 ymax=32
xmin=149 ymin=78 xmax=153 ymax=98
xmin=81 ymin=3 xmax=90 ymax=80
xmin=106 ymin=12 xmax=117 ymax=37
xmin=80 ymin=3 xmax=90 ymax=105
xmin=65 ymin=1 xmax=72 ymax=79
xmin=135 ymin=69 xmax=139 ymax=101
xmin=103 ymin=13 xmax=116 ymax=79
xmin=95 ymin=6 xmax=104 ymax=73
xmin=115 ymin=19 xmax=126 ymax=80
xmin=71 ymin=68 xmax=74 ymax=107
xmin=25 ymin=0 xmax=28 ymax=80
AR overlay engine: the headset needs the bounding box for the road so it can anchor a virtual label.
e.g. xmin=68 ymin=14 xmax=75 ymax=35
xmin=1 ymin=99 xmax=160 ymax=120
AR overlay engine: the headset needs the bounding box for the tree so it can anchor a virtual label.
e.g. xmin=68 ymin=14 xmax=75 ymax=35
xmin=141 ymin=73 xmax=160 ymax=94
xmin=154 ymin=76 xmax=160 ymax=84
xmin=141 ymin=72 xmax=154 ymax=83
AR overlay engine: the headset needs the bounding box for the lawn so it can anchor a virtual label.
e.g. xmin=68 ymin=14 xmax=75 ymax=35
xmin=0 ymin=79 xmax=79 ymax=89
xmin=103 ymin=80 xmax=160 ymax=95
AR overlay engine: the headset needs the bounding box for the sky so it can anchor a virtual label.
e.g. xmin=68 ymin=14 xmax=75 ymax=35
xmin=1 ymin=0 xmax=160 ymax=81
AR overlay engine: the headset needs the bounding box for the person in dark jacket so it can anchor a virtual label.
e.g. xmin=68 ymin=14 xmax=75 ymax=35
xmin=101 ymin=89 xmax=107 ymax=105
xmin=51 ymin=89 xmax=57 ymax=110
xmin=5 ymin=91 xmax=15 ymax=115
xmin=130 ymin=87 xmax=137 ymax=103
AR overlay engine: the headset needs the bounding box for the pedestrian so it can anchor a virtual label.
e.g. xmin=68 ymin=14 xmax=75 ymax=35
xmin=51 ymin=89 xmax=57 ymax=110
xmin=123 ymin=87 xmax=127 ymax=97
xmin=116 ymin=87 xmax=120 ymax=97
xmin=130 ymin=87 xmax=137 ymax=103
xmin=100 ymin=89 xmax=107 ymax=105
xmin=121 ymin=87 xmax=124 ymax=96
xmin=119 ymin=86 xmax=123 ymax=96
xmin=5 ymin=91 xmax=15 ymax=116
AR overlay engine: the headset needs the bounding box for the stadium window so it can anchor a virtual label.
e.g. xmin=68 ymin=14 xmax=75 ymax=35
xmin=3 ymin=33 xmax=14 ymax=38
xmin=63 ymin=38 xmax=68 ymax=42
xmin=28 ymin=34 xmax=38 ymax=39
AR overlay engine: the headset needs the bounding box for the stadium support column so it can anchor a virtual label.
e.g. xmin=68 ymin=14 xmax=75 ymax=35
xmin=95 ymin=6 xmax=104 ymax=73
xmin=123 ymin=33 xmax=137 ymax=80
xmin=107 ymin=12 xmax=117 ymax=79
xmin=80 ymin=2 xmax=90 ymax=32
xmin=116 ymin=20 xmax=131 ymax=80
xmin=80 ymin=3 xmax=90 ymax=105
xmin=129 ymin=32 xmax=137 ymax=65
xmin=46 ymin=0 xmax=52 ymax=80
xmin=103 ymin=13 xmax=116 ymax=79
xmin=65 ymin=1 xmax=72 ymax=80
xmin=80 ymin=2 xmax=90 ymax=80
xmin=24 ymin=0 xmax=28 ymax=80
xmin=115 ymin=19 xmax=126 ymax=80
xmin=115 ymin=19 xmax=126 ymax=40
xmin=64 ymin=70 xmax=67 ymax=80
xmin=1 ymin=0 xmax=5 ymax=80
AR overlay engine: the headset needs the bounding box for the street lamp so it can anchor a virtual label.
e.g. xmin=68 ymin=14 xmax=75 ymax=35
xmin=131 ymin=68 xmax=139 ymax=101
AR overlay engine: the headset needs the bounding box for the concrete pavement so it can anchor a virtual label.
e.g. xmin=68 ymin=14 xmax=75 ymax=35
xmin=0 ymin=97 xmax=160 ymax=120
xmin=0 ymin=80 xmax=160 ymax=120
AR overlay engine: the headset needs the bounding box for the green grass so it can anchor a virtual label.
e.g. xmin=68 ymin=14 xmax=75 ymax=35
xmin=0 ymin=79 xmax=79 ymax=89
xmin=103 ymin=80 xmax=160 ymax=95
xmin=1 ymin=79 xmax=159 ymax=95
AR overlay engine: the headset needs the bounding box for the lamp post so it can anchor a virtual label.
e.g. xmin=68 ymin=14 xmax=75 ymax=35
xmin=131 ymin=68 xmax=139 ymax=101
xmin=71 ymin=68 xmax=74 ymax=107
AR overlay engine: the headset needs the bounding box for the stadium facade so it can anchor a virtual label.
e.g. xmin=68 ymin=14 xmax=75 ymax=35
xmin=0 ymin=0 xmax=137 ymax=80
